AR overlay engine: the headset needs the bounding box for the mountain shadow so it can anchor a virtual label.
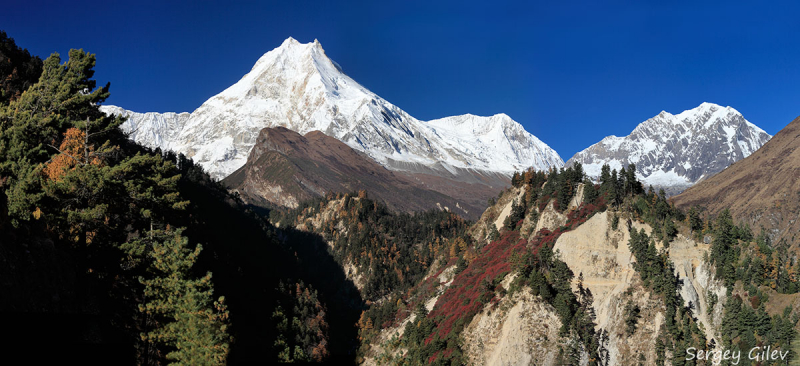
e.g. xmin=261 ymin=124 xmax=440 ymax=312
xmin=172 ymin=161 xmax=364 ymax=364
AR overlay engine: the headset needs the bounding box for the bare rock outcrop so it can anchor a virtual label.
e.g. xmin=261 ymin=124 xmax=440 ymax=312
xmin=551 ymin=211 xmax=726 ymax=363
xmin=463 ymin=288 xmax=563 ymax=366
xmin=471 ymin=186 xmax=524 ymax=244
xmin=553 ymin=211 xmax=642 ymax=330
xmin=533 ymin=200 xmax=567 ymax=235
xmin=668 ymin=234 xmax=727 ymax=343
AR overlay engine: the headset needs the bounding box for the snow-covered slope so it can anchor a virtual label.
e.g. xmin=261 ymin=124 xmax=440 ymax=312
xmin=426 ymin=113 xmax=562 ymax=176
xmin=99 ymin=105 xmax=190 ymax=153
xmin=102 ymin=37 xmax=562 ymax=180
xmin=566 ymin=102 xmax=771 ymax=190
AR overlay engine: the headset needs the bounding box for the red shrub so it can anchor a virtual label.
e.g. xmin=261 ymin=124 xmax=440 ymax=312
xmin=426 ymin=231 xmax=526 ymax=340
xmin=410 ymin=198 xmax=609 ymax=362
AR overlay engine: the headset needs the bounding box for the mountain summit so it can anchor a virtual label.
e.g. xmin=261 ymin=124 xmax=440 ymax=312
xmin=566 ymin=102 xmax=770 ymax=193
xmin=102 ymin=38 xmax=563 ymax=180
xmin=674 ymin=115 xmax=800 ymax=246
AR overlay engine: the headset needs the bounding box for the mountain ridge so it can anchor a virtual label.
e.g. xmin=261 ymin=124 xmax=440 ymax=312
xmin=673 ymin=115 xmax=800 ymax=247
xmin=101 ymin=37 xmax=562 ymax=181
xmin=222 ymin=126 xmax=482 ymax=218
xmin=566 ymin=102 xmax=770 ymax=193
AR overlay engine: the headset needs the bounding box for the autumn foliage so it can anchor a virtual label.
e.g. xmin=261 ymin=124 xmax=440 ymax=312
xmin=400 ymin=165 xmax=609 ymax=365
xmin=43 ymin=127 xmax=101 ymax=181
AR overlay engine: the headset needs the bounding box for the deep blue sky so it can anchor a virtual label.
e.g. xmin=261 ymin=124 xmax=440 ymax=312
xmin=3 ymin=1 xmax=799 ymax=159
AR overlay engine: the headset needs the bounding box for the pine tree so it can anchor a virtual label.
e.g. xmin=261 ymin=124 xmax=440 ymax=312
xmin=557 ymin=173 xmax=573 ymax=211
xmin=2 ymin=47 xmax=230 ymax=363
xmin=600 ymin=164 xmax=611 ymax=187
xmin=130 ymin=230 xmax=231 ymax=365
xmin=504 ymin=199 xmax=526 ymax=230
xmin=625 ymin=163 xmax=640 ymax=195
xmin=511 ymin=171 xmax=522 ymax=187
xmin=664 ymin=218 xmax=677 ymax=246
xmin=687 ymin=206 xmax=702 ymax=236
xmin=572 ymin=162 xmax=584 ymax=182
xmin=711 ymin=209 xmax=736 ymax=286
xmin=582 ymin=178 xmax=598 ymax=204
xmin=0 ymin=49 xmax=125 ymax=226
xmin=624 ymin=301 xmax=641 ymax=335
xmin=608 ymin=169 xmax=619 ymax=206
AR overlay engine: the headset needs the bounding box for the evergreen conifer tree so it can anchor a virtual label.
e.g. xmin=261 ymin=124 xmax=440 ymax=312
xmin=582 ymin=178 xmax=597 ymax=204
xmin=130 ymin=230 xmax=231 ymax=365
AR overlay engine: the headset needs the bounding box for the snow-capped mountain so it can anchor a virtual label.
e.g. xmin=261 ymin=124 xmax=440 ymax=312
xmin=566 ymin=102 xmax=771 ymax=191
xmin=426 ymin=114 xmax=560 ymax=176
xmin=102 ymin=37 xmax=562 ymax=180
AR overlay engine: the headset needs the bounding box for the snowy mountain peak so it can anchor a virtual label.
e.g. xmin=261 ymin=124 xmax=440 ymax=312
xmin=102 ymin=38 xmax=563 ymax=180
xmin=251 ymin=38 xmax=324 ymax=73
xmin=567 ymin=103 xmax=771 ymax=193
xmin=673 ymin=102 xmax=740 ymax=125
xmin=696 ymin=101 xmax=728 ymax=112
xmin=281 ymin=36 xmax=300 ymax=46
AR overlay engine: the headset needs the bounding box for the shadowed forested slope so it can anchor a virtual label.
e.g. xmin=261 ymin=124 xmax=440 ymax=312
xmin=0 ymin=32 xmax=363 ymax=365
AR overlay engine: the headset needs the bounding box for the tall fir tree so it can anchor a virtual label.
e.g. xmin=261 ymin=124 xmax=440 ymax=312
xmin=127 ymin=229 xmax=231 ymax=365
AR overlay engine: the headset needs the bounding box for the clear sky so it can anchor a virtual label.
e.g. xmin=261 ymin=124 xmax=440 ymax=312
xmin=3 ymin=1 xmax=799 ymax=159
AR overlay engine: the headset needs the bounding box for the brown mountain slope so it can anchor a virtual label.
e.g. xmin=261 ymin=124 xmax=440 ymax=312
xmin=223 ymin=127 xmax=490 ymax=219
xmin=673 ymin=116 xmax=800 ymax=246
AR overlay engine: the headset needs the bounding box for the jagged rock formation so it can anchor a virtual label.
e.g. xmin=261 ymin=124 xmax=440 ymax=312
xmin=533 ymin=201 xmax=567 ymax=236
xmin=673 ymin=115 xmax=800 ymax=247
xmin=469 ymin=186 xmax=523 ymax=244
xmin=567 ymin=102 xmax=770 ymax=194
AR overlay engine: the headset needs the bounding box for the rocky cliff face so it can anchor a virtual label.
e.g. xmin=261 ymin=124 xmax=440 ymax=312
xmin=290 ymin=196 xmax=367 ymax=291
xmin=469 ymin=186 xmax=524 ymax=244
xmin=441 ymin=187 xmax=727 ymax=365
xmin=552 ymin=211 xmax=726 ymax=364
xmin=455 ymin=209 xmax=727 ymax=366
xmin=462 ymin=288 xmax=563 ymax=365
xmin=567 ymin=102 xmax=770 ymax=194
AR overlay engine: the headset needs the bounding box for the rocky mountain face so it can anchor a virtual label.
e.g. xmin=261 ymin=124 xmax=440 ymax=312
xmin=361 ymin=184 xmax=727 ymax=365
xmin=551 ymin=211 xmax=724 ymax=365
xmin=566 ymin=102 xmax=770 ymax=194
xmin=101 ymin=37 xmax=562 ymax=183
xmin=461 ymin=211 xmax=725 ymax=366
xmin=222 ymin=126 xmax=480 ymax=218
xmin=673 ymin=115 xmax=800 ymax=247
